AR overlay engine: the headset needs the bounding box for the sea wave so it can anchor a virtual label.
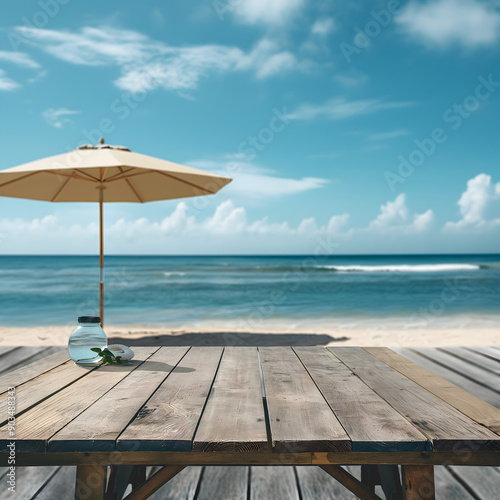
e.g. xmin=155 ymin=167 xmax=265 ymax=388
xmin=317 ymin=264 xmax=481 ymax=273
xmin=163 ymin=272 xmax=187 ymax=277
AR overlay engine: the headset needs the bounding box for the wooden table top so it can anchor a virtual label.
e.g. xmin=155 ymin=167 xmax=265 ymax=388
xmin=1 ymin=346 xmax=500 ymax=467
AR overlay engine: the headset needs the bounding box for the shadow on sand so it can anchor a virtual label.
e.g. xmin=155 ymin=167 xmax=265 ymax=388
xmin=108 ymin=332 xmax=349 ymax=347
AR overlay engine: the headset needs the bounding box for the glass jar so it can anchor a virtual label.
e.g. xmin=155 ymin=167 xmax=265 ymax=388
xmin=68 ymin=316 xmax=107 ymax=364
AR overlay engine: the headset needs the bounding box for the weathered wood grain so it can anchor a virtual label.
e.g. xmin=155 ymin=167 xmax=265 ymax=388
xmin=447 ymin=465 xmax=500 ymax=500
xmin=294 ymin=347 xmax=429 ymax=452
xmin=75 ymin=465 xmax=106 ymax=500
xmin=321 ymin=465 xmax=383 ymax=500
xmin=296 ymin=466 xmax=359 ymax=500
xmin=413 ymin=347 xmax=500 ymax=394
xmin=197 ymin=466 xmax=248 ymax=500
xmin=434 ymin=467 xmax=475 ymax=499
xmin=123 ymin=465 xmax=185 ymax=500
xmin=330 ymin=347 xmax=500 ymax=451
xmin=9 ymin=449 xmax=500 ymax=467
xmin=0 ymin=346 xmax=18 ymax=357
xmin=148 ymin=466 xmax=202 ymax=500
xmin=0 ymin=360 xmax=97 ymax=426
xmin=193 ymin=347 xmax=267 ymax=452
xmin=393 ymin=347 xmax=500 ymax=407
xmin=0 ymin=346 xmax=59 ymax=376
xmin=48 ymin=347 xmax=189 ymax=452
xmin=117 ymin=347 xmax=224 ymax=452
xmin=402 ymin=465 xmax=435 ymax=500
xmin=366 ymin=347 xmax=500 ymax=434
xmin=32 ymin=466 xmax=76 ymax=500
xmin=440 ymin=346 xmax=500 ymax=377
xmin=250 ymin=466 xmax=300 ymax=500
xmin=259 ymin=346 xmax=351 ymax=453
xmin=0 ymin=348 xmax=68 ymax=393
xmin=468 ymin=346 xmax=500 ymax=363
xmin=0 ymin=347 xmax=159 ymax=453
xmin=0 ymin=465 xmax=59 ymax=498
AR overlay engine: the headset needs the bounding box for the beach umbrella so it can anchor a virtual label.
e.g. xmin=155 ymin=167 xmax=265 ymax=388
xmin=0 ymin=139 xmax=232 ymax=324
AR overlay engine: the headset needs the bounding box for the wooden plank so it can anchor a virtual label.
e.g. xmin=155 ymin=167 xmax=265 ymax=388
xmin=117 ymin=347 xmax=224 ymax=452
xmin=413 ymin=347 xmax=500 ymax=394
xmin=10 ymin=449 xmax=500 ymax=467
xmin=148 ymin=466 xmax=202 ymax=500
xmin=0 ymin=347 xmax=159 ymax=453
xmin=0 ymin=360 xmax=98 ymax=426
xmin=296 ymin=466 xmax=358 ymax=500
xmin=321 ymin=465 xmax=383 ymax=500
xmin=468 ymin=346 xmax=500 ymax=363
xmin=2 ymin=465 xmax=59 ymax=498
xmin=197 ymin=466 xmax=248 ymax=500
xmin=193 ymin=347 xmax=267 ymax=452
xmin=32 ymin=466 xmax=76 ymax=500
xmin=447 ymin=465 xmax=500 ymax=500
xmin=366 ymin=347 xmax=500 ymax=434
xmin=330 ymin=347 xmax=500 ymax=451
xmin=435 ymin=466 xmax=475 ymax=499
xmin=0 ymin=346 xmax=20 ymax=358
xmin=294 ymin=347 xmax=429 ymax=452
xmin=123 ymin=466 xmax=185 ymax=500
xmin=250 ymin=466 xmax=300 ymax=500
xmin=75 ymin=465 xmax=106 ymax=500
xmin=48 ymin=347 xmax=190 ymax=452
xmin=402 ymin=465 xmax=435 ymax=500
xmin=442 ymin=346 xmax=500 ymax=376
xmin=0 ymin=349 xmax=68 ymax=394
xmin=0 ymin=346 xmax=55 ymax=375
xmin=393 ymin=347 xmax=500 ymax=407
xmin=259 ymin=346 xmax=351 ymax=453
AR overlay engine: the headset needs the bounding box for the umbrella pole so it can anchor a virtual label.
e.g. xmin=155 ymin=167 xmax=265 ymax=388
xmin=99 ymin=196 xmax=104 ymax=326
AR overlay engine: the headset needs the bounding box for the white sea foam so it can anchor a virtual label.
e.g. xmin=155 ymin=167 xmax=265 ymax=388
xmin=163 ymin=272 xmax=186 ymax=277
xmin=318 ymin=264 xmax=480 ymax=273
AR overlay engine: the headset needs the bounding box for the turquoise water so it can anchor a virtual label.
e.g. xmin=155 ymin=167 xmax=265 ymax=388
xmin=0 ymin=254 xmax=499 ymax=327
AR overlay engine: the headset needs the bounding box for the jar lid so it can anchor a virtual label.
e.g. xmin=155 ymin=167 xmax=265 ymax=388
xmin=78 ymin=316 xmax=101 ymax=324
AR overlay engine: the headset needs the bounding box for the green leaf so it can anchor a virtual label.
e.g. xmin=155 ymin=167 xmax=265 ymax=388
xmin=90 ymin=348 xmax=102 ymax=353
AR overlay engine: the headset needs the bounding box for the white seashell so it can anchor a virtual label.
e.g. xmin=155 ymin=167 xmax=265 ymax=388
xmin=106 ymin=344 xmax=135 ymax=361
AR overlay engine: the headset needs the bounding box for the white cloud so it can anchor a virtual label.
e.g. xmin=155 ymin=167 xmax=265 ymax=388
xmin=369 ymin=130 xmax=410 ymax=141
xmin=189 ymin=160 xmax=329 ymax=199
xmin=287 ymin=98 xmax=415 ymax=121
xmin=0 ymin=51 xmax=40 ymax=68
xmin=0 ymin=69 xmax=19 ymax=91
xmin=204 ymin=200 xmax=248 ymax=233
xmin=368 ymin=194 xmax=434 ymax=234
xmin=0 ymin=196 xmax=439 ymax=254
xmin=236 ymin=39 xmax=298 ymax=79
xmin=334 ymin=72 xmax=369 ymax=87
xmin=311 ymin=18 xmax=336 ymax=37
xmin=444 ymin=173 xmax=500 ymax=230
xmin=16 ymin=26 xmax=303 ymax=93
xmin=231 ymin=0 xmax=305 ymax=25
xmin=396 ymin=0 xmax=500 ymax=49
xmin=42 ymin=108 xmax=81 ymax=128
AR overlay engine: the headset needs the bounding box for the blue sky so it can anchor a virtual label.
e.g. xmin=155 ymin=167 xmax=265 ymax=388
xmin=0 ymin=0 xmax=499 ymax=254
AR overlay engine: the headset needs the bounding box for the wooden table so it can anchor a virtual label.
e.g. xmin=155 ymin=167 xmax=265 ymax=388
xmin=1 ymin=346 xmax=500 ymax=500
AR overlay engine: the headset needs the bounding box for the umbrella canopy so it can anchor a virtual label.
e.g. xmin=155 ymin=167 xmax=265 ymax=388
xmin=0 ymin=141 xmax=232 ymax=324
xmin=0 ymin=142 xmax=231 ymax=202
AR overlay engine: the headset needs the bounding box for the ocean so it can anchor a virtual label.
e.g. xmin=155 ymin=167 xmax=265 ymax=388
xmin=0 ymin=254 xmax=499 ymax=328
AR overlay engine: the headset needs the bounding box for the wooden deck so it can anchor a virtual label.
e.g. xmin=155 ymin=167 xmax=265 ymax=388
xmin=1 ymin=345 xmax=499 ymax=499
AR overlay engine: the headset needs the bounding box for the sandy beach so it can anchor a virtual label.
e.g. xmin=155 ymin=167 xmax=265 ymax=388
xmin=1 ymin=315 xmax=498 ymax=347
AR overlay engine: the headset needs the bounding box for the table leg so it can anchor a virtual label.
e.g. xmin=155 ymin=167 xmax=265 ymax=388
xmin=402 ymin=465 xmax=435 ymax=500
xmin=75 ymin=465 xmax=107 ymax=500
